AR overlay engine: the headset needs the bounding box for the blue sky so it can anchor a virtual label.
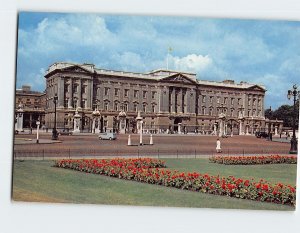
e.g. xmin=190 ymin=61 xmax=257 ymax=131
xmin=17 ymin=12 xmax=300 ymax=109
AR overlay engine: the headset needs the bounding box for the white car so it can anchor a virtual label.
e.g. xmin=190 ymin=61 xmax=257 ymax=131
xmin=98 ymin=132 xmax=117 ymax=140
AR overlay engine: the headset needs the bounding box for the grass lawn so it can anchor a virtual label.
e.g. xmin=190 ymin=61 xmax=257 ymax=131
xmin=12 ymin=159 xmax=297 ymax=211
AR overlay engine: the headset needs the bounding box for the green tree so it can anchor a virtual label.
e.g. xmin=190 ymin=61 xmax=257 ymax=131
xmin=267 ymin=100 xmax=299 ymax=128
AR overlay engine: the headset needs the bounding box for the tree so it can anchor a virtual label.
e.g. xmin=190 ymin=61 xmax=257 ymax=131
xmin=266 ymin=100 xmax=299 ymax=128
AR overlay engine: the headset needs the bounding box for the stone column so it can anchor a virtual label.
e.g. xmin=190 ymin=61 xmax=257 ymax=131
xmin=136 ymin=111 xmax=143 ymax=134
xmin=57 ymin=76 xmax=64 ymax=108
xmin=73 ymin=109 xmax=81 ymax=133
xmin=275 ymin=125 xmax=278 ymax=136
xmin=178 ymin=88 xmax=182 ymax=113
xmin=218 ymin=119 xmax=223 ymax=137
xmin=78 ymin=79 xmax=82 ymax=109
xmin=15 ymin=104 xmax=24 ymax=132
xmin=178 ymin=123 xmax=182 ymax=134
xmin=213 ymin=123 xmax=217 ymax=135
xmin=118 ymin=110 xmax=127 ymax=134
xmin=239 ymin=120 xmax=244 ymax=135
xmin=68 ymin=79 xmax=73 ymax=108
xmin=171 ymin=88 xmax=176 ymax=113
xmin=246 ymin=125 xmax=250 ymax=135
xmin=29 ymin=114 xmax=32 ymax=128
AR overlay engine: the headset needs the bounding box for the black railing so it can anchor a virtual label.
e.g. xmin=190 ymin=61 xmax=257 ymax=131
xmin=13 ymin=148 xmax=291 ymax=160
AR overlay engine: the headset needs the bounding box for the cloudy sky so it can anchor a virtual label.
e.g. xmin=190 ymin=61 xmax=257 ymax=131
xmin=17 ymin=12 xmax=300 ymax=109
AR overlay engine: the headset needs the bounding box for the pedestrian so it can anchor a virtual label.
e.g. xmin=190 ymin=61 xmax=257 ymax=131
xmin=30 ymin=127 xmax=33 ymax=134
xmin=216 ymin=138 xmax=222 ymax=153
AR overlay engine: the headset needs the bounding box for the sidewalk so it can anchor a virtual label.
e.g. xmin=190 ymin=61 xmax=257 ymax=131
xmin=14 ymin=138 xmax=62 ymax=145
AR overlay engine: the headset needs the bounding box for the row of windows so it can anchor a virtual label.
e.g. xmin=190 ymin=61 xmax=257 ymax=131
xmin=200 ymin=107 xmax=261 ymax=117
xmin=61 ymin=98 xmax=157 ymax=113
xmin=64 ymin=84 xmax=87 ymax=95
xmin=103 ymin=102 xmax=156 ymax=113
xmin=104 ymin=88 xmax=156 ymax=99
xmin=201 ymin=96 xmax=262 ymax=106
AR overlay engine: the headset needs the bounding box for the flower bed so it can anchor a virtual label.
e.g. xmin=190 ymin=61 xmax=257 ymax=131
xmin=54 ymin=158 xmax=296 ymax=206
xmin=209 ymin=155 xmax=297 ymax=165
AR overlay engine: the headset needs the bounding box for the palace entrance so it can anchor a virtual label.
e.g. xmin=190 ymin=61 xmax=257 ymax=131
xmin=173 ymin=117 xmax=182 ymax=132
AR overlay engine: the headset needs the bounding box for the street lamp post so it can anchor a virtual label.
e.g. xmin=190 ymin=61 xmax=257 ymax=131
xmin=267 ymin=106 xmax=272 ymax=141
xmin=36 ymin=120 xmax=40 ymax=143
xmin=52 ymin=94 xmax=58 ymax=140
xmin=287 ymin=84 xmax=299 ymax=154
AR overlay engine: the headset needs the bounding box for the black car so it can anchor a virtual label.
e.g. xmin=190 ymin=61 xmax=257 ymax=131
xmin=255 ymin=131 xmax=269 ymax=138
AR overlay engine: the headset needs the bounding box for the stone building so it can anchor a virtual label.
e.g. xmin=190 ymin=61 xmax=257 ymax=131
xmin=15 ymin=85 xmax=46 ymax=131
xmin=43 ymin=62 xmax=283 ymax=135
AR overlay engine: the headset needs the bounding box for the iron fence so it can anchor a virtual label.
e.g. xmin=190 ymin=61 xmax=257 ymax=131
xmin=13 ymin=147 xmax=291 ymax=160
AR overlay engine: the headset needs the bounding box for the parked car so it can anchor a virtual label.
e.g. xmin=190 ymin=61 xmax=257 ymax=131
xmin=58 ymin=128 xmax=73 ymax=135
xmin=255 ymin=131 xmax=269 ymax=138
xmin=98 ymin=132 xmax=117 ymax=140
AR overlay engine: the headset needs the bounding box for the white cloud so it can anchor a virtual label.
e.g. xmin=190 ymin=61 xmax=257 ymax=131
xmin=110 ymin=52 xmax=146 ymax=71
xmin=169 ymin=54 xmax=212 ymax=72
xmin=18 ymin=14 xmax=117 ymax=57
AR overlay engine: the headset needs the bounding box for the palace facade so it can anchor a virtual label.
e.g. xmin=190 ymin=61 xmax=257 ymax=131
xmin=15 ymin=85 xmax=46 ymax=130
xmin=42 ymin=62 xmax=283 ymax=135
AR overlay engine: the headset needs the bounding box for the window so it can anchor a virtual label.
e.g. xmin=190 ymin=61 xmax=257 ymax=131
xmin=104 ymin=120 xmax=108 ymax=127
xmin=217 ymin=97 xmax=220 ymax=104
xmin=64 ymin=84 xmax=69 ymax=93
xmin=123 ymin=103 xmax=128 ymax=112
xmin=114 ymin=88 xmax=119 ymax=96
xmin=114 ymin=102 xmax=119 ymax=111
xmin=258 ymin=99 xmax=261 ymax=106
xmin=210 ymin=96 xmax=213 ymax=103
xmin=104 ymin=102 xmax=109 ymax=111
xmin=253 ymin=109 xmax=256 ymax=116
xmin=82 ymin=85 xmax=86 ymax=94
xmin=150 ymin=121 xmax=154 ymax=128
xmin=151 ymin=105 xmax=155 ymax=113
xmin=253 ymin=98 xmax=256 ymax=105
xmin=202 ymin=107 xmax=206 ymax=115
xmin=224 ymin=97 xmax=227 ymax=104
xmin=143 ymin=104 xmax=147 ymax=112
xmin=238 ymin=98 xmax=241 ymax=105
xmin=152 ymin=91 xmax=156 ymax=99
xmin=231 ymin=98 xmax=234 ymax=105
xmin=209 ymin=108 xmax=213 ymax=116
xmin=104 ymin=87 xmax=109 ymax=96
xmin=134 ymin=90 xmax=139 ymax=98
xmin=124 ymin=89 xmax=129 ymax=97
xmin=73 ymin=84 xmax=78 ymax=93
xmin=202 ymin=95 xmax=206 ymax=103
xmin=248 ymin=110 xmax=250 ymax=116
xmin=231 ymin=109 xmax=234 ymax=117
xmin=64 ymin=98 xmax=68 ymax=108
xmin=81 ymin=99 xmax=86 ymax=108
xmin=143 ymin=91 xmax=147 ymax=98
xmin=133 ymin=104 xmax=138 ymax=112
xmin=73 ymin=98 xmax=77 ymax=109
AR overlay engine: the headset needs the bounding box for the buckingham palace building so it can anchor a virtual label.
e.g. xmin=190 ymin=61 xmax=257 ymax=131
xmin=43 ymin=62 xmax=283 ymax=136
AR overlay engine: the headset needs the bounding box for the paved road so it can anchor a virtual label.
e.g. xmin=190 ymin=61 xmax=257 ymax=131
xmin=13 ymin=133 xmax=292 ymax=159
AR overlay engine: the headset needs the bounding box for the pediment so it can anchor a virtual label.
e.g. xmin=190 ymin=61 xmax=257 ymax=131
xmin=247 ymin=85 xmax=266 ymax=92
xmin=61 ymin=65 xmax=92 ymax=74
xmin=160 ymin=73 xmax=197 ymax=84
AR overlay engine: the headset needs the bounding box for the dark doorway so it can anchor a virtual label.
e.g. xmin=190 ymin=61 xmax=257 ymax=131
xmin=174 ymin=117 xmax=182 ymax=132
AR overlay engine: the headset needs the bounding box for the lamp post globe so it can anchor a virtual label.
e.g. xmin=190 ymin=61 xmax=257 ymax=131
xmin=52 ymin=94 xmax=59 ymax=140
xmin=287 ymin=85 xmax=299 ymax=154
